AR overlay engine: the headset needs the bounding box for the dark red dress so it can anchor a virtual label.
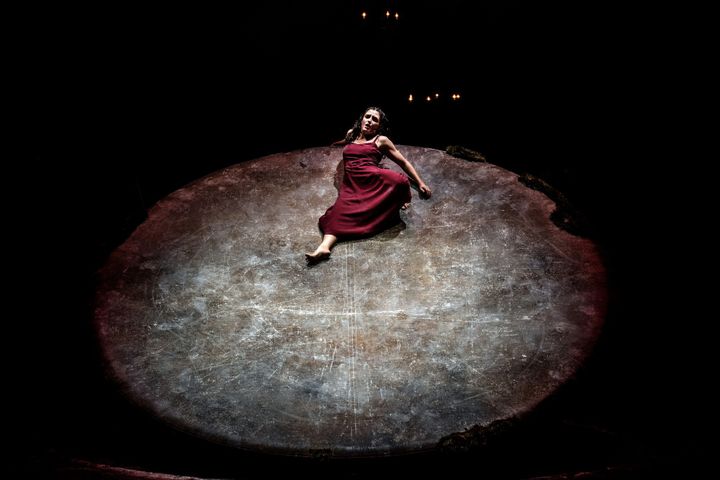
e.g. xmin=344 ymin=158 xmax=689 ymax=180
xmin=319 ymin=140 xmax=411 ymax=238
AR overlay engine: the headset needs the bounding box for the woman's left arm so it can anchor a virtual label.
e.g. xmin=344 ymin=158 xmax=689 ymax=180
xmin=379 ymin=136 xmax=432 ymax=198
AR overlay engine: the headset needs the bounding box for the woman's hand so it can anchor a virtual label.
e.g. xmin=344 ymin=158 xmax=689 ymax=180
xmin=418 ymin=182 xmax=432 ymax=199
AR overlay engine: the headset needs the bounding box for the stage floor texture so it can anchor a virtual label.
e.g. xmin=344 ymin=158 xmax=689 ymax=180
xmin=95 ymin=146 xmax=606 ymax=456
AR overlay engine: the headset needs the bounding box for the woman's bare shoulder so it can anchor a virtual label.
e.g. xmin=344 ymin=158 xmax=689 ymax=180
xmin=376 ymin=135 xmax=394 ymax=147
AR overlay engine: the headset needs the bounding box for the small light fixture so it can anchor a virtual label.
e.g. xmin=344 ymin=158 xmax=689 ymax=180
xmin=395 ymin=12 xmax=399 ymax=20
xmin=386 ymin=10 xmax=390 ymax=18
xmin=362 ymin=12 xmax=367 ymax=20
xmin=408 ymin=94 xmax=414 ymax=102
xmin=426 ymin=96 xmax=432 ymax=102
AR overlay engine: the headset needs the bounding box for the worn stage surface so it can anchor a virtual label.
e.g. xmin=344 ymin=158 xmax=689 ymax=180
xmin=95 ymin=146 xmax=606 ymax=456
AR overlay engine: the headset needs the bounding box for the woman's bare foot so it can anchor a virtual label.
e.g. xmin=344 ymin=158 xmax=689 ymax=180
xmin=306 ymin=234 xmax=336 ymax=263
xmin=305 ymin=247 xmax=331 ymax=263
xmin=401 ymin=202 xmax=411 ymax=210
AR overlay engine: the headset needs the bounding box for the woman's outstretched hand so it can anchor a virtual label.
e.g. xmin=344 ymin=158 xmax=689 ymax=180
xmin=418 ymin=182 xmax=432 ymax=199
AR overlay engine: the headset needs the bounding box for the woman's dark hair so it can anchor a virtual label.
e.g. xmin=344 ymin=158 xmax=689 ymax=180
xmin=344 ymin=107 xmax=390 ymax=143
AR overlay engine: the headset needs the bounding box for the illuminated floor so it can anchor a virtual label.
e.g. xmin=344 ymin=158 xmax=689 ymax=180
xmin=95 ymin=146 xmax=605 ymax=456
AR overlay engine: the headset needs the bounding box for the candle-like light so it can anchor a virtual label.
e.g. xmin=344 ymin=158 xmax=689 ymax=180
xmin=386 ymin=10 xmax=390 ymax=18
xmin=426 ymin=96 xmax=431 ymax=102
xmin=362 ymin=12 xmax=367 ymax=19
xmin=435 ymin=93 xmax=439 ymax=98
xmin=395 ymin=12 xmax=399 ymax=20
xmin=408 ymin=94 xmax=414 ymax=102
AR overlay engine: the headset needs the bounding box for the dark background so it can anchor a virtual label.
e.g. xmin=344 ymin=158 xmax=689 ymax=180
xmin=13 ymin=1 xmax=709 ymax=478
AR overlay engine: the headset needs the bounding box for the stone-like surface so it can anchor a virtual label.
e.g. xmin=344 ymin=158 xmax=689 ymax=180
xmin=95 ymin=146 xmax=606 ymax=456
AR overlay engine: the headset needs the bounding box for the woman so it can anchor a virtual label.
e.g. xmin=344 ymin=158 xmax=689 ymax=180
xmin=306 ymin=107 xmax=432 ymax=262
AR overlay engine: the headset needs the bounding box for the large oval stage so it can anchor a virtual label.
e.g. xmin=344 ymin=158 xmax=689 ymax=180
xmin=95 ymin=146 xmax=606 ymax=456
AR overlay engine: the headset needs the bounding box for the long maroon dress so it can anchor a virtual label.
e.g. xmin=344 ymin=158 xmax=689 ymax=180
xmin=319 ymin=139 xmax=411 ymax=238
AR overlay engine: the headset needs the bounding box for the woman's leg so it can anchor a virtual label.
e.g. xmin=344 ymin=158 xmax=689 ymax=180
xmin=305 ymin=234 xmax=337 ymax=262
xmin=375 ymin=170 xmax=411 ymax=211
xmin=390 ymin=172 xmax=411 ymax=210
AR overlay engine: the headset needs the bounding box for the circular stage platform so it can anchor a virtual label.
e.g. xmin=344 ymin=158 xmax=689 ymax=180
xmin=95 ymin=146 xmax=606 ymax=456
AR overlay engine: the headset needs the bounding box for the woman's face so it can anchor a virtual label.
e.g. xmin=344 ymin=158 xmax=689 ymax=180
xmin=361 ymin=109 xmax=381 ymax=136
